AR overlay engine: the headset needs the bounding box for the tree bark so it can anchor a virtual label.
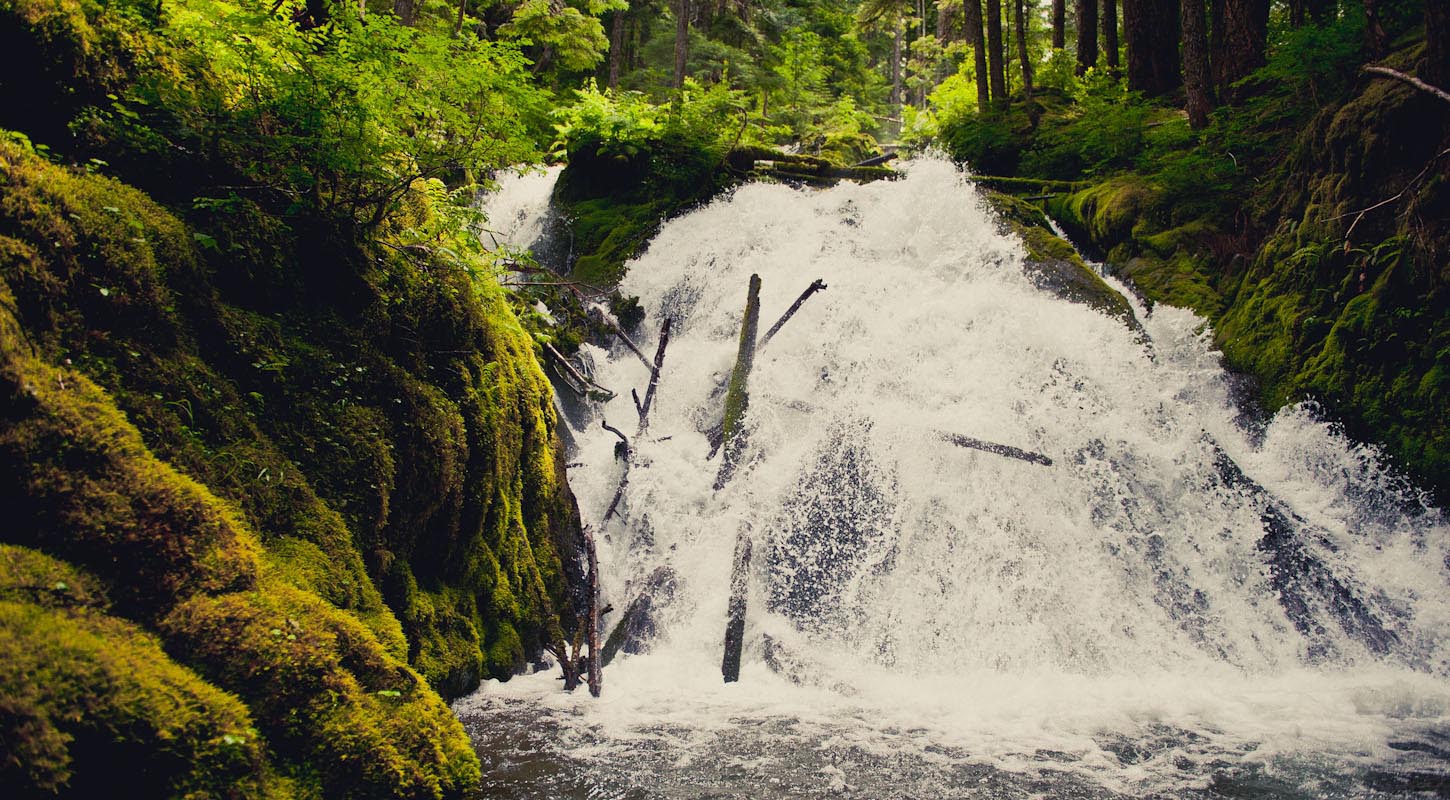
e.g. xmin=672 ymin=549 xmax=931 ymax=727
xmin=1124 ymin=0 xmax=1181 ymax=95
xmin=964 ymin=0 xmax=991 ymax=112
xmin=674 ymin=0 xmax=690 ymax=89
xmin=1015 ymin=0 xmax=1035 ymax=106
xmin=1075 ymin=0 xmax=1098 ymax=74
xmin=987 ymin=0 xmax=1009 ymax=104
xmin=585 ymin=526 xmax=602 ymax=697
xmin=1103 ymin=0 xmax=1120 ymax=69
xmin=454 ymin=0 xmax=466 ymax=36
xmin=1428 ymin=0 xmax=1450 ymax=87
xmin=1181 ymin=0 xmax=1213 ymax=128
xmin=891 ymin=24 xmax=903 ymax=109
xmin=1052 ymin=0 xmax=1065 ymax=48
xmin=392 ymin=0 xmax=415 ymax=25
xmin=608 ymin=10 xmax=626 ymax=90
xmin=1214 ymin=0 xmax=1267 ymax=90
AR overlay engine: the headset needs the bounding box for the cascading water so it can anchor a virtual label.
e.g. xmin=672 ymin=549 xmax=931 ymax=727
xmin=458 ymin=158 xmax=1450 ymax=798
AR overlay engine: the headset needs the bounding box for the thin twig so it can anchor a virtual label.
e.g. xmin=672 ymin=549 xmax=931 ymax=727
xmin=636 ymin=318 xmax=674 ymax=431
xmin=759 ymin=279 xmax=827 ymax=350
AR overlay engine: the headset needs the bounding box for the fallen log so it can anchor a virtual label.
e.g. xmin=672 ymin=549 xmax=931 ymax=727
xmin=721 ymin=528 xmax=753 ymax=683
xmin=853 ymin=152 xmax=899 ymax=168
xmin=714 ymin=275 xmax=762 ymax=490
xmin=939 ymin=431 xmax=1053 ymax=466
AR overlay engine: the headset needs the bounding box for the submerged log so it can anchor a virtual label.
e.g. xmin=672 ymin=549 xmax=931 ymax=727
xmin=713 ymin=275 xmax=762 ymax=490
xmin=721 ymin=529 xmax=753 ymax=683
xmin=601 ymin=566 xmax=678 ymax=666
xmin=939 ymin=431 xmax=1053 ymax=466
xmin=1206 ymin=437 xmax=1398 ymax=659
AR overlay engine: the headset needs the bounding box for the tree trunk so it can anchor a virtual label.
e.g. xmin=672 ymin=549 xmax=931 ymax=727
xmin=1075 ymin=0 xmax=1098 ymax=73
xmin=1214 ymin=0 xmax=1267 ymax=90
xmin=1103 ymin=0 xmax=1120 ymax=69
xmin=608 ymin=11 xmax=626 ymax=90
xmin=721 ymin=529 xmax=752 ymax=683
xmin=1428 ymin=0 xmax=1450 ymax=87
xmin=673 ymin=0 xmax=689 ymax=89
xmin=392 ymin=0 xmax=415 ymax=25
xmin=1016 ymin=0 xmax=1035 ymax=105
xmin=453 ymin=0 xmax=466 ymax=36
xmin=1181 ymin=0 xmax=1212 ymax=128
xmin=964 ymin=0 xmax=991 ymax=112
xmin=1124 ymin=0 xmax=1181 ymax=95
xmin=987 ymin=0 xmax=1008 ymax=104
xmin=890 ymin=24 xmax=903 ymax=109
xmin=1052 ymin=0 xmax=1065 ymax=48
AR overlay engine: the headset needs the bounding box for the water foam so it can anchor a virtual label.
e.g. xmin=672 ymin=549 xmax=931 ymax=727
xmin=462 ymin=157 xmax=1450 ymax=797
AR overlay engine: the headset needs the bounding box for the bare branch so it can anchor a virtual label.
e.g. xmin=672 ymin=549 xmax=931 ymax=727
xmin=1363 ymin=66 xmax=1450 ymax=105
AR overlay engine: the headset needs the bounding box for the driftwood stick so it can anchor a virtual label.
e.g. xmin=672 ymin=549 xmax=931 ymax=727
xmin=601 ymin=421 xmax=632 ymax=522
xmin=637 ymin=318 xmax=674 ymax=432
xmin=543 ymin=342 xmax=613 ymax=399
xmin=939 ymin=431 xmax=1053 ymax=466
xmin=714 ymin=276 xmax=763 ymax=490
xmin=593 ymin=308 xmax=658 ymax=375
xmin=584 ymin=525 xmax=602 ymax=697
xmin=759 ymin=279 xmax=826 ymax=350
xmin=721 ymin=527 xmax=753 ymax=683
xmin=1363 ymin=66 xmax=1450 ymax=105
xmin=601 ymin=420 xmax=631 ymax=459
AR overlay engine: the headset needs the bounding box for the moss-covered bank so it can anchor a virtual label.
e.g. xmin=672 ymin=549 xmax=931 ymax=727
xmin=1042 ymin=42 xmax=1449 ymax=498
xmin=0 ymin=0 xmax=588 ymax=795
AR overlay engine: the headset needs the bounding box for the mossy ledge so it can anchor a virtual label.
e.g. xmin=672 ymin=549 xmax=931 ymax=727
xmin=1043 ymin=43 xmax=1449 ymax=500
xmin=0 ymin=1 xmax=588 ymax=790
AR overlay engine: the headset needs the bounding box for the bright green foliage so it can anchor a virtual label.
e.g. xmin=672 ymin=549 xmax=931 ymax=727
xmin=8 ymin=0 xmax=546 ymax=227
xmin=502 ymin=0 xmax=626 ymax=74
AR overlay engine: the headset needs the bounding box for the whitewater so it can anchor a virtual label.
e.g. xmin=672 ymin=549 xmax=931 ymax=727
xmin=461 ymin=158 xmax=1450 ymax=798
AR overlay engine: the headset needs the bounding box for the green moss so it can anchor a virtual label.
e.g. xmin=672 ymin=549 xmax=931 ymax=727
xmin=162 ymin=580 xmax=479 ymax=800
xmin=984 ymin=191 xmax=1139 ymax=330
xmin=0 ymin=548 xmax=278 ymax=799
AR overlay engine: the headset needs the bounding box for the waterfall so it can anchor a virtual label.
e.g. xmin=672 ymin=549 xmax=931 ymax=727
xmin=460 ymin=157 xmax=1450 ymax=798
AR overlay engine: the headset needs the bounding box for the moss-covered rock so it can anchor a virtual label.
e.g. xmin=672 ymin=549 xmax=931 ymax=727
xmin=985 ymin=190 xmax=1140 ymax=330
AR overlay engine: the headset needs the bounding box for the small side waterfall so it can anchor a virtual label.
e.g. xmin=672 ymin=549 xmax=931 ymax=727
xmin=460 ymin=158 xmax=1450 ymax=798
